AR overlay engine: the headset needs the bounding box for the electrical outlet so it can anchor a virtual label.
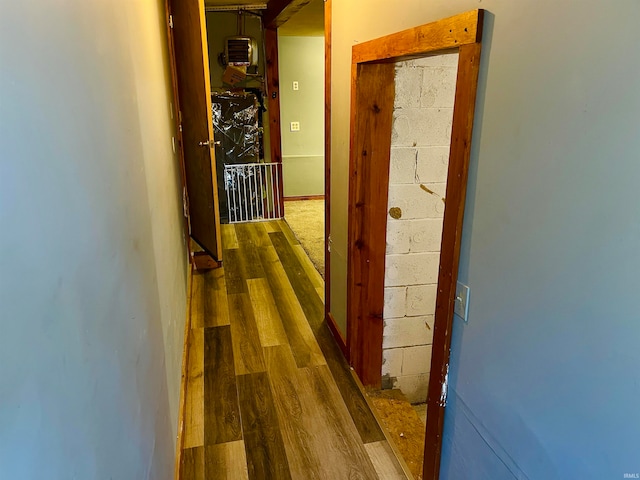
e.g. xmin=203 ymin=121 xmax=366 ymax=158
xmin=454 ymin=282 xmax=470 ymax=323
xmin=292 ymin=81 xmax=299 ymax=91
xmin=290 ymin=121 xmax=300 ymax=132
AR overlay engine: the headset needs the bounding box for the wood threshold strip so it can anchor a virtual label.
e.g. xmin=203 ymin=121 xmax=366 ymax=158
xmin=326 ymin=311 xmax=347 ymax=358
xmin=350 ymin=368 xmax=414 ymax=480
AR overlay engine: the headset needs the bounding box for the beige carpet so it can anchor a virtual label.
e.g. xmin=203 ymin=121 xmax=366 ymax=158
xmin=284 ymin=199 xmax=325 ymax=277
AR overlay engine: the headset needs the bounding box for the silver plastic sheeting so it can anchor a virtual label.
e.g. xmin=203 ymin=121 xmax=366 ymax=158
xmin=211 ymin=92 xmax=262 ymax=223
xmin=211 ymin=92 xmax=260 ymax=165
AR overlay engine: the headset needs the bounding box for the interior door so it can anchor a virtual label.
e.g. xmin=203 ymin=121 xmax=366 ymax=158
xmin=171 ymin=0 xmax=222 ymax=260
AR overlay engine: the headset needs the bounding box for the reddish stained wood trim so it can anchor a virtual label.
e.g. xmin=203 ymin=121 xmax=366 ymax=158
xmin=423 ymin=41 xmax=483 ymax=480
xmin=352 ymin=9 xmax=483 ymax=64
xmin=264 ymin=27 xmax=285 ymax=218
xmin=324 ymin=0 xmax=333 ymax=338
xmin=326 ymin=312 xmax=348 ymax=358
xmin=346 ymin=62 xmax=396 ymax=388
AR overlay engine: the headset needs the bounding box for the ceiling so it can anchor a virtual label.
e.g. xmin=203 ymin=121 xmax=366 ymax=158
xmin=204 ymin=0 xmax=268 ymax=6
xmin=204 ymin=0 xmax=324 ymax=37
xmin=278 ymin=0 xmax=324 ymax=37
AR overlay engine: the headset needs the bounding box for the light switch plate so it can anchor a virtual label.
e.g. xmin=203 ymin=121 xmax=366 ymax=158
xmin=454 ymin=282 xmax=470 ymax=323
xmin=290 ymin=121 xmax=300 ymax=132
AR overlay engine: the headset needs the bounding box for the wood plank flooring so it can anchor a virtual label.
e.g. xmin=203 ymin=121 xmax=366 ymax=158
xmin=180 ymin=220 xmax=407 ymax=480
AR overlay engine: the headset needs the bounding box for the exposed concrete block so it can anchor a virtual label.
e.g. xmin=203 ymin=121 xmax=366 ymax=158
xmin=396 ymin=373 xmax=430 ymax=404
xmin=388 ymin=183 xmax=446 ymax=220
xmin=421 ymin=66 xmax=458 ymax=108
xmin=381 ymin=374 xmax=398 ymax=390
xmin=386 ymin=219 xmax=411 ymax=254
xmin=385 ymin=252 xmax=440 ymax=286
xmin=392 ymin=108 xmax=454 ymax=147
xmin=389 ymin=147 xmax=417 ymax=184
xmin=380 ymin=49 xmax=458 ymax=390
xmin=412 ymin=51 xmax=459 ymax=68
xmin=383 ymin=286 xmax=407 ymax=319
xmin=407 ymin=286 xmax=437 ymax=317
xmin=409 ymin=218 xmax=443 ymax=253
xmin=416 ymin=147 xmax=450 ymax=184
xmin=383 ymin=316 xmax=434 ymax=348
xmin=402 ymin=344 xmax=433 ymax=376
xmin=382 ymin=347 xmax=403 ymax=378
xmin=394 ymin=64 xmax=422 ymax=109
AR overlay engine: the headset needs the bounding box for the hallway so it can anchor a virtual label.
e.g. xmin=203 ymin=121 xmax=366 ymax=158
xmin=180 ymin=221 xmax=407 ymax=479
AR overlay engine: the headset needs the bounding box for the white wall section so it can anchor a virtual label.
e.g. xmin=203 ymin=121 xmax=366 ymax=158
xmin=0 ymin=1 xmax=188 ymax=478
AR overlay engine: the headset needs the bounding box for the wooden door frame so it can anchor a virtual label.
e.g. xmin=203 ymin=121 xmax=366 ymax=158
xmin=344 ymin=10 xmax=484 ymax=480
xmin=264 ymin=27 xmax=285 ymax=217
xmin=164 ymin=0 xmax=223 ymax=271
xmin=264 ymin=1 xmax=308 ymax=218
xmin=322 ymin=0 xmax=346 ymax=355
xmin=164 ymin=0 xmax=192 ymax=269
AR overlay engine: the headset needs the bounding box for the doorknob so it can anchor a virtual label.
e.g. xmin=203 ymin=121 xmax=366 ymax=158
xmin=199 ymin=140 xmax=221 ymax=147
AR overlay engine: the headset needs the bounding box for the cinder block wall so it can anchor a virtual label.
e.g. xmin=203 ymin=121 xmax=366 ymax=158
xmin=382 ymin=52 xmax=459 ymax=403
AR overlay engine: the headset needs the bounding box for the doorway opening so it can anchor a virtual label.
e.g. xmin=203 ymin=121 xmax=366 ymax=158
xmin=341 ymin=10 xmax=484 ymax=480
xmin=363 ymin=49 xmax=461 ymax=480
xmin=205 ymin=9 xmax=278 ymax=226
xmin=277 ymin=0 xmax=326 ymax=279
xmin=203 ymin=3 xmax=326 ymax=279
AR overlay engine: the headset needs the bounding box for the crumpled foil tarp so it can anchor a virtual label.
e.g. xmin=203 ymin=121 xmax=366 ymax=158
xmin=211 ymin=92 xmax=262 ymax=223
xmin=212 ymin=92 xmax=260 ymax=164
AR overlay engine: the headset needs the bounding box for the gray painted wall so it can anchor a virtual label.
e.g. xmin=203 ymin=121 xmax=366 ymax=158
xmin=278 ymin=35 xmax=324 ymax=197
xmin=0 ymin=0 xmax=188 ymax=478
xmin=331 ymin=1 xmax=640 ymax=478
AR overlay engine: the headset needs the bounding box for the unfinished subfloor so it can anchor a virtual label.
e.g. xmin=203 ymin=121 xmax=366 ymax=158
xmin=180 ymin=220 xmax=408 ymax=479
xmin=365 ymin=389 xmax=426 ymax=480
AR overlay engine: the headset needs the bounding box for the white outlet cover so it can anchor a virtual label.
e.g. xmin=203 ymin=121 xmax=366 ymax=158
xmin=290 ymin=121 xmax=300 ymax=132
xmin=293 ymin=81 xmax=299 ymax=90
xmin=454 ymin=282 xmax=470 ymax=323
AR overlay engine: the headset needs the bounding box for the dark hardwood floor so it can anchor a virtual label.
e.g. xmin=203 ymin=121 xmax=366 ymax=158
xmin=181 ymin=220 xmax=407 ymax=480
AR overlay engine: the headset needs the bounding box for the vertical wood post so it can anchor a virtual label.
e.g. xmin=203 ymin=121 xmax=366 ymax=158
xmin=324 ymin=0 xmax=333 ymax=334
xmin=264 ymin=27 xmax=285 ymax=216
xmin=346 ymin=62 xmax=396 ymax=388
